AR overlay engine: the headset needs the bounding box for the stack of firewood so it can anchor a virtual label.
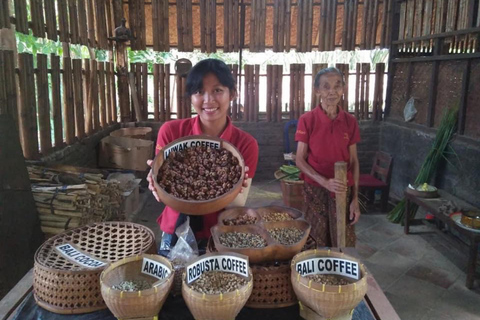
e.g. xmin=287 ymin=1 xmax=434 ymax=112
xmin=28 ymin=165 xmax=124 ymax=235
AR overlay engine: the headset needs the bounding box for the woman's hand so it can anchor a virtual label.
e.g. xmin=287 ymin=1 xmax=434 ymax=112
xmin=349 ymin=198 xmax=361 ymax=225
xmin=146 ymin=159 xmax=161 ymax=202
xmin=240 ymin=166 xmax=250 ymax=193
xmin=324 ymin=178 xmax=348 ymax=194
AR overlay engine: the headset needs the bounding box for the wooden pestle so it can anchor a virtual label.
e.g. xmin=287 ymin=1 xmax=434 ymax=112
xmin=335 ymin=161 xmax=347 ymax=248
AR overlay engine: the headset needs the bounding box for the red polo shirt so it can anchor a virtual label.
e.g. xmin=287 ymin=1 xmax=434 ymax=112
xmin=295 ymin=105 xmax=360 ymax=187
xmin=155 ymin=116 xmax=259 ymax=239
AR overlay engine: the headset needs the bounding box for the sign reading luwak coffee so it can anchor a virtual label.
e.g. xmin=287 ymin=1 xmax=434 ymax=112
xmin=295 ymin=257 xmax=360 ymax=280
xmin=186 ymin=255 xmax=248 ymax=284
xmin=164 ymin=139 xmax=220 ymax=159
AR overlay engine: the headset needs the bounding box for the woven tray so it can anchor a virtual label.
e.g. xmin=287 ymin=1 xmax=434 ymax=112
xmin=207 ymin=235 xmax=316 ymax=308
xmin=33 ymin=222 xmax=156 ymax=314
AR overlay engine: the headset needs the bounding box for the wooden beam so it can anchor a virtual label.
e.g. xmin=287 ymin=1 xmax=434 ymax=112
xmin=458 ymin=60 xmax=471 ymax=135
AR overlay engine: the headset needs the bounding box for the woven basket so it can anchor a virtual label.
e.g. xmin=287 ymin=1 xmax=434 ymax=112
xmin=100 ymin=254 xmax=174 ymax=319
xmin=33 ymin=222 xmax=156 ymax=314
xmin=171 ymin=263 xmax=185 ymax=297
xmin=274 ymin=170 xmax=305 ymax=211
xmin=110 ymin=127 xmax=153 ymax=140
xmin=291 ymin=249 xmax=368 ymax=319
xmin=207 ymin=236 xmax=317 ymax=309
xmin=182 ymin=252 xmax=253 ymax=320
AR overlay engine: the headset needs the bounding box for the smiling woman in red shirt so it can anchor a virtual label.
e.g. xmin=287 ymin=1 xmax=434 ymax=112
xmin=146 ymin=59 xmax=259 ymax=255
xmin=295 ymin=67 xmax=361 ymax=247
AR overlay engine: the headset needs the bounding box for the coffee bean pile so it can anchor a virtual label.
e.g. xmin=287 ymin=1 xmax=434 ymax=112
xmin=223 ymin=213 xmax=258 ymax=226
xmin=157 ymin=146 xmax=242 ymax=200
xmin=268 ymin=227 xmax=304 ymax=245
xmin=261 ymin=212 xmax=294 ymax=222
xmin=219 ymin=232 xmax=267 ymax=248
xmin=306 ymin=274 xmax=351 ymax=286
xmin=190 ymin=271 xmax=248 ymax=294
xmin=112 ymin=280 xmax=152 ymax=291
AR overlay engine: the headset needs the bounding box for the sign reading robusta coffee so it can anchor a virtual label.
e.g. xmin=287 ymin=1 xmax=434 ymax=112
xmin=55 ymin=243 xmax=107 ymax=268
xmin=186 ymin=255 xmax=248 ymax=284
xmin=295 ymin=258 xmax=360 ymax=280
xmin=164 ymin=139 xmax=220 ymax=159
xmin=141 ymin=258 xmax=171 ymax=279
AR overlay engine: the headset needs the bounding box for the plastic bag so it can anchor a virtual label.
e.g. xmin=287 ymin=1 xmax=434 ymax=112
xmin=403 ymin=97 xmax=417 ymax=122
xmin=167 ymin=216 xmax=199 ymax=264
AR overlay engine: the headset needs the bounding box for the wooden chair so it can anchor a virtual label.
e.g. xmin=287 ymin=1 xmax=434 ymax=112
xmin=359 ymin=151 xmax=393 ymax=212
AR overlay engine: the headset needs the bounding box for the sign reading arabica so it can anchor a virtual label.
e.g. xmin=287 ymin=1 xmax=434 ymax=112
xmin=55 ymin=243 xmax=107 ymax=268
xmin=164 ymin=139 xmax=220 ymax=159
xmin=295 ymin=258 xmax=360 ymax=280
xmin=141 ymin=258 xmax=171 ymax=279
xmin=186 ymin=255 xmax=248 ymax=284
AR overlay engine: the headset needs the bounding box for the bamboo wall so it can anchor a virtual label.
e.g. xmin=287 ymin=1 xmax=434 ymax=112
xmin=129 ymin=0 xmax=393 ymax=52
xmin=0 ymin=0 xmax=118 ymax=160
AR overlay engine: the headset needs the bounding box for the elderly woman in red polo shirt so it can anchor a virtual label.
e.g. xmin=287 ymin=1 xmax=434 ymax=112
xmin=147 ymin=59 xmax=259 ymax=255
xmin=295 ymin=67 xmax=360 ymax=247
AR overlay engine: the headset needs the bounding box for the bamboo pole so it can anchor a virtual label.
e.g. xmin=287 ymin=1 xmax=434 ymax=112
xmin=72 ymin=59 xmax=85 ymax=139
xmin=57 ymin=0 xmax=68 ymax=42
xmin=91 ymin=59 xmax=99 ymax=131
xmin=335 ymin=162 xmax=347 ymax=248
xmin=177 ymin=0 xmax=184 ymax=51
xmin=224 ymin=0 xmax=230 ymax=51
xmin=152 ymin=0 xmax=160 ymax=51
xmin=176 ymin=74 xmax=183 ymax=119
xmin=142 ymin=63 xmax=148 ymax=120
xmin=163 ymin=0 xmax=170 ymax=51
xmin=77 ymin=0 xmax=88 ymax=45
xmin=84 ymin=59 xmax=93 ymax=134
xmin=18 ymin=53 xmax=38 ymax=159
xmin=109 ymin=62 xmax=117 ymax=123
xmin=285 ymin=0 xmax=292 ymax=51
xmin=166 ymin=64 xmax=171 ymax=120
xmin=267 ymin=65 xmax=273 ymax=121
xmin=63 ymin=55 xmax=75 ymax=143
xmin=289 ymin=64 xmax=295 ymax=120
xmin=106 ymin=61 xmax=112 ymax=125
xmin=128 ymin=72 xmax=143 ymax=122
xmin=231 ymin=64 xmax=238 ymax=120
xmin=277 ymin=65 xmax=283 ymax=122
xmin=36 ymin=54 xmax=52 ymax=154
xmin=154 ymin=64 xmax=160 ymax=121
xmin=159 ymin=64 xmax=165 ymax=122
xmin=254 ymin=65 xmax=260 ymax=122
xmin=273 ymin=0 xmax=279 ymax=52
xmin=51 ymin=55 xmax=62 ymax=146
xmin=200 ymin=0 xmax=206 ymax=52
xmin=99 ymin=62 xmax=107 ymax=128
xmin=68 ymin=0 xmax=79 ymax=44
xmin=355 ymin=63 xmax=360 ymax=119
xmin=30 ymin=0 xmax=45 ymax=38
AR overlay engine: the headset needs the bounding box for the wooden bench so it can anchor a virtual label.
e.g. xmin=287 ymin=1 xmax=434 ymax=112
xmin=404 ymin=188 xmax=480 ymax=289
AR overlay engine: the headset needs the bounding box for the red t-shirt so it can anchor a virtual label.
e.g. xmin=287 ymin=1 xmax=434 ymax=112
xmin=155 ymin=116 xmax=259 ymax=238
xmin=295 ymin=106 xmax=360 ymax=187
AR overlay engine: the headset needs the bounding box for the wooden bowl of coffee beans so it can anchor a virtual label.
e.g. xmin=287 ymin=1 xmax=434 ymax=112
xmin=152 ymin=135 xmax=245 ymax=215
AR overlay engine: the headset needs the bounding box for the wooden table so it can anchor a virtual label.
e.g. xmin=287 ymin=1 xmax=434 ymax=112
xmin=404 ymin=188 xmax=480 ymax=289
xmin=1 ymin=250 xmax=400 ymax=320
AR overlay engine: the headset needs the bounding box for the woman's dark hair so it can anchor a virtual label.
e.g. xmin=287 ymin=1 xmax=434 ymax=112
xmin=313 ymin=67 xmax=345 ymax=88
xmin=186 ymin=59 xmax=236 ymax=95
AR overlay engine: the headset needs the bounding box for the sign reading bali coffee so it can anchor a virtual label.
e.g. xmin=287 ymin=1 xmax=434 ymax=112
xmin=164 ymin=139 xmax=220 ymax=159
xmin=295 ymin=257 xmax=360 ymax=280
xmin=186 ymin=255 xmax=249 ymax=284
xmin=141 ymin=257 xmax=171 ymax=280
xmin=55 ymin=243 xmax=107 ymax=268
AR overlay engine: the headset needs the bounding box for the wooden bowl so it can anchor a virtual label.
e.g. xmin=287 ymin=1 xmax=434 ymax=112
xmin=461 ymin=211 xmax=480 ymax=229
xmin=263 ymin=220 xmax=311 ymax=261
xmin=211 ymin=224 xmax=275 ymax=263
xmin=152 ymin=135 xmax=245 ymax=215
xmin=256 ymin=205 xmax=304 ymax=222
xmin=218 ymin=207 xmax=261 ymax=226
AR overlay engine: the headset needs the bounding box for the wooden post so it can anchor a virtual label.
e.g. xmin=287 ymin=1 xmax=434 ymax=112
xmin=335 ymin=161 xmax=347 ymax=248
xmin=128 ymin=72 xmax=144 ymax=122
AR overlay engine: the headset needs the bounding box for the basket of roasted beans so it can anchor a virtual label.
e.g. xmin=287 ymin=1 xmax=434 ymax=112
xmin=211 ymin=206 xmax=311 ymax=264
xmin=182 ymin=252 xmax=253 ymax=320
xmin=151 ymin=135 xmax=245 ymax=215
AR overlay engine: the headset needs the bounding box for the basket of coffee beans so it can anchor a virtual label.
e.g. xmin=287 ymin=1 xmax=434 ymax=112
xmin=182 ymin=252 xmax=253 ymax=320
xmin=100 ymin=254 xmax=174 ymax=319
xmin=152 ymin=135 xmax=245 ymax=215
xmin=291 ymin=249 xmax=367 ymax=319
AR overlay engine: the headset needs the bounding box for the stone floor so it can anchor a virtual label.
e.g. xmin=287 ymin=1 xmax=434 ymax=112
xmin=133 ymin=179 xmax=480 ymax=320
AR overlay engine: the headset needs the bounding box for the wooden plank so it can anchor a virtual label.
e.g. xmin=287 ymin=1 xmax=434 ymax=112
xmin=176 ymin=75 xmax=183 ymax=119
xmin=458 ymin=60 xmax=470 ymax=135
xmin=17 ymin=54 xmax=38 ymax=159
xmin=176 ymin=0 xmax=184 ymax=51
xmin=244 ymin=65 xmax=251 ymax=121
xmin=128 ymin=72 xmax=143 ymax=122
xmin=1 ymin=51 xmax=17 ymax=125
xmin=183 ymin=0 xmax=189 ymax=51
xmin=330 ymin=0 xmax=338 ymax=50
xmin=72 ymin=59 xmax=85 ymax=139
xmin=139 ymin=0 xmax=146 ymax=49
xmin=165 ymin=64 xmax=171 ymax=121
xmin=0 ymin=52 xmax=7 ymax=115
xmin=110 ymin=62 xmax=117 ymax=123
xmin=63 ymin=56 xmax=75 ymax=143
xmin=233 ymin=0 xmax=239 ymax=51
xmin=254 ymin=64 xmax=260 ymax=122
xmin=105 ymin=60 xmax=112 ymax=125
xmin=427 ymin=61 xmax=439 ymax=127
xmin=446 ymin=0 xmax=459 ymax=32
xmin=162 ymin=0 xmax=170 ymax=51
xmin=153 ymin=0 xmax=161 ymax=51
xmin=384 ymin=0 xmax=393 ymax=47
xmin=50 ymin=55 xmax=62 ymax=147
xmin=68 ymin=0 xmax=79 ymax=44
xmin=92 ymin=59 xmax=100 ymax=131
xmin=142 ymin=63 xmax=148 ymax=120
xmin=36 ymin=54 xmax=51 ymax=154
xmin=335 ymin=162 xmax=347 ymax=248
xmin=14 ymin=0 xmax=28 ymax=34
xmin=299 ymin=64 xmax=305 ymax=116
xmin=86 ymin=0 xmax=96 ymax=47
xmin=159 ymin=64 xmax=166 ymax=122
xmin=405 ymin=0 xmax=414 ymax=40
xmin=273 ymin=0 xmax=279 ymax=51
xmin=267 ymin=65 xmax=272 ymax=121
xmin=0 ymin=0 xmax=9 ymax=29
xmin=413 ymin=0 xmax=423 ymax=38
xmin=352 ymin=0 xmax=359 ymax=48
xmin=365 ymin=63 xmax=370 ymax=119
xmin=371 ymin=0 xmax=380 ymax=48
xmin=98 ymin=62 xmax=107 ymax=128
xmin=77 ymin=0 xmax=88 ymax=45
xmin=276 ymin=65 xmax=283 ymax=122
xmin=30 ymin=0 xmax=45 ymax=38
xmin=361 ymin=0 xmax=369 ymax=49
xmin=153 ymin=64 xmax=160 ymax=121
xmin=423 ymin=0 xmax=433 ymax=37
xmin=44 ymin=0 xmax=57 ymax=41
xmin=0 ymin=269 xmax=33 ymax=320
xmin=200 ymin=0 xmax=206 ymax=52
xmin=355 ymin=63 xmax=360 ymax=119
xmin=342 ymin=0 xmax=349 ymax=50
xmin=289 ymin=64 xmax=295 ymax=119
xmin=187 ymin=0 xmax=194 ymax=51
xmin=210 ymin=0 xmax=216 ymax=52
xmin=285 ymin=0 xmax=292 ymax=51
xmin=380 ymin=0 xmax=388 ymax=47
xmin=96 ymin=0 xmax=108 ymax=49
xmin=224 ymin=0 xmax=230 ymax=51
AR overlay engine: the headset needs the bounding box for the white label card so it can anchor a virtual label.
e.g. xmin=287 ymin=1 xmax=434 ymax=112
xmin=163 ymin=139 xmax=220 ymax=159
xmin=55 ymin=243 xmax=107 ymax=269
xmin=295 ymin=258 xmax=360 ymax=280
xmin=141 ymin=258 xmax=171 ymax=280
xmin=186 ymin=255 xmax=249 ymax=284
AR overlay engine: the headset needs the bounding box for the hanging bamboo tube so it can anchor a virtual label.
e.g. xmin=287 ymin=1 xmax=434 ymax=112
xmin=335 ymin=161 xmax=347 ymax=248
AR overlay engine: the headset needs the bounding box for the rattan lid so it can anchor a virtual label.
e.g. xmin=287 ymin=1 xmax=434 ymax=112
xmin=35 ymin=221 xmax=155 ymax=271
